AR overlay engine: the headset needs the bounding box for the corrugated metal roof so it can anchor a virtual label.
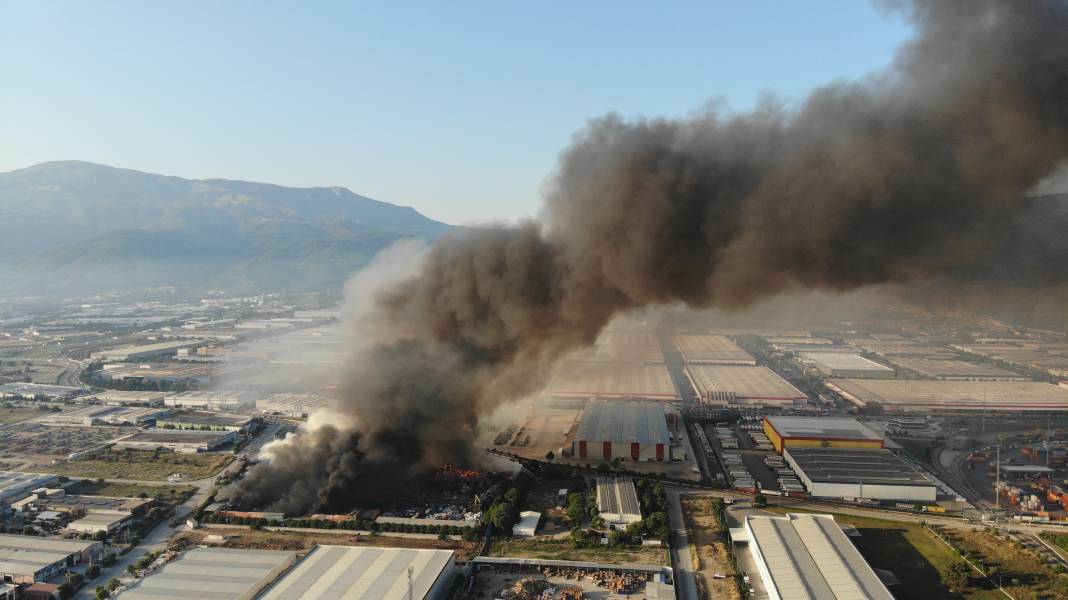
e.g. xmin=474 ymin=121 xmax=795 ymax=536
xmin=258 ymin=546 xmax=454 ymax=600
xmin=120 ymin=547 xmax=294 ymax=600
xmin=746 ymin=513 xmax=894 ymax=600
xmin=596 ymin=477 xmax=642 ymax=521
xmin=574 ymin=403 xmax=669 ymax=445
xmin=785 ymin=448 xmax=934 ymax=487
xmin=766 ymin=417 xmax=882 ymax=441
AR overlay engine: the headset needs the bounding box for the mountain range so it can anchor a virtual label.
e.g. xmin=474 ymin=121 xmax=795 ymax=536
xmin=0 ymin=161 xmax=450 ymax=297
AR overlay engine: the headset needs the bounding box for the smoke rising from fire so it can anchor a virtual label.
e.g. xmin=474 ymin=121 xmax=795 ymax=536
xmin=232 ymin=0 xmax=1068 ymax=514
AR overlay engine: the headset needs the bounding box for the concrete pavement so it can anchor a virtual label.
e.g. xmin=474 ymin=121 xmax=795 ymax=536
xmin=666 ymin=488 xmax=698 ymax=600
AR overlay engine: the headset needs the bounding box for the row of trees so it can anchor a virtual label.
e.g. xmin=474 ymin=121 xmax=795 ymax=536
xmin=198 ymin=512 xmax=477 ymax=536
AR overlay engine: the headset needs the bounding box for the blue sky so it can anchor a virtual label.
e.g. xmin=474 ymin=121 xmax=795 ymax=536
xmin=0 ymin=2 xmax=912 ymax=224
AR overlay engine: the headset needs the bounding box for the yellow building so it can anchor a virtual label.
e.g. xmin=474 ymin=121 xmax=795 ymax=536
xmin=764 ymin=416 xmax=884 ymax=454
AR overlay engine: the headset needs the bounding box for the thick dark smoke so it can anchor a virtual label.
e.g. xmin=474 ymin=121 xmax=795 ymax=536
xmin=233 ymin=0 xmax=1068 ymax=515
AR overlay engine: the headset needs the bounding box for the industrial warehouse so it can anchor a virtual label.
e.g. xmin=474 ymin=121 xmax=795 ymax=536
xmin=686 ymin=366 xmax=807 ymax=406
xmin=671 ymin=334 xmax=756 ymax=365
xmin=115 ymin=429 xmax=236 ymax=452
xmin=800 ymin=353 xmax=895 ymax=379
xmin=120 ymin=547 xmax=297 ymax=600
xmin=825 ymin=379 xmax=1068 ymax=412
xmin=90 ymin=339 xmax=206 ymax=362
xmin=585 ymin=331 xmax=665 ymax=363
xmin=783 ymin=448 xmax=937 ymax=501
xmin=88 ymin=390 xmax=172 ymax=406
xmin=0 ymin=472 xmax=60 ymax=505
xmin=596 ymin=477 xmax=642 ymax=527
xmin=571 ymin=402 xmax=671 ymax=461
xmin=763 ymin=416 xmax=884 ymax=454
xmin=882 ymin=357 xmax=1029 ymax=381
xmin=732 ymin=513 xmax=894 ymax=600
xmin=0 ymin=534 xmax=102 ymax=584
xmin=257 ymin=546 xmax=456 ymax=600
xmin=545 ymin=361 xmax=677 ymax=401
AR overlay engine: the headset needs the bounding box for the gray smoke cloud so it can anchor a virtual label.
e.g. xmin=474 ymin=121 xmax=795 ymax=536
xmin=233 ymin=0 xmax=1068 ymax=515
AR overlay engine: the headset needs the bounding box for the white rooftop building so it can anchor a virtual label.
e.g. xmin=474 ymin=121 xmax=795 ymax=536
xmin=596 ymin=477 xmax=642 ymax=527
xmin=119 ymin=547 xmax=296 ymax=600
xmin=258 ymin=545 xmax=456 ymax=600
xmin=512 ymin=511 xmax=541 ymax=537
xmin=732 ymin=513 xmax=893 ymax=600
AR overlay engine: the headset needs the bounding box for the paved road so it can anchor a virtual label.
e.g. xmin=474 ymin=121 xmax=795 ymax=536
xmin=665 ymin=488 xmax=698 ymax=600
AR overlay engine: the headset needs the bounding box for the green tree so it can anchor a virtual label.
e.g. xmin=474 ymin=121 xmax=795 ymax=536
xmin=58 ymin=582 xmax=74 ymax=599
xmin=945 ymin=561 xmax=972 ymax=591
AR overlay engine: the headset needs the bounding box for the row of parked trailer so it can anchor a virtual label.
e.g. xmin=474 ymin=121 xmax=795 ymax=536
xmin=712 ymin=425 xmax=739 ymax=449
xmin=764 ymin=456 xmax=805 ymax=494
xmin=749 ymin=430 xmax=774 ymax=453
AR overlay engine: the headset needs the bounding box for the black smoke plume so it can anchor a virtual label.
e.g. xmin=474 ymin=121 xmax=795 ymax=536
xmin=233 ymin=0 xmax=1068 ymax=515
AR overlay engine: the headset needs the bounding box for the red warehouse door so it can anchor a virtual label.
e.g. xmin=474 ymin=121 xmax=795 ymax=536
xmin=578 ymin=441 xmax=587 ymax=458
xmin=631 ymin=443 xmax=640 ymax=460
xmin=603 ymin=441 xmax=612 ymax=459
xmin=655 ymin=444 xmax=664 ymax=461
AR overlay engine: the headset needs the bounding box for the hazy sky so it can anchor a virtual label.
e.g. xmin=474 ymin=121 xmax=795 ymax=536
xmin=0 ymin=2 xmax=911 ymax=224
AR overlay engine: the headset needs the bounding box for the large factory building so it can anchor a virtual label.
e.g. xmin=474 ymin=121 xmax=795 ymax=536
xmin=783 ymin=448 xmax=937 ymax=502
xmin=763 ymin=416 xmax=884 ymax=454
xmin=800 ymin=353 xmax=894 ymax=379
xmin=686 ymin=366 xmax=808 ymax=407
xmin=572 ymin=402 xmax=671 ymax=461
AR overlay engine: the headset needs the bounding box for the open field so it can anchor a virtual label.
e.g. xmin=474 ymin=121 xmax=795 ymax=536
xmin=767 ymin=506 xmax=1068 ymax=599
xmin=66 ymin=479 xmax=198 ymax=500
xmin=0 ymin=423 xmax=134 ymax=468
xmin=0 ymin=406 xmax=49 ymax=424
xmin=49 ymin=448 xmax=232 ymax=480
xmin=682 ymin=497 xmax=741 ymax=600
xmin=178 ymin=526 xmax=479 ymax=559
xmin=488 ymin=538 xmax=668 ymax=566
xmin=938 ymin=527 xmax=1068 ymax=600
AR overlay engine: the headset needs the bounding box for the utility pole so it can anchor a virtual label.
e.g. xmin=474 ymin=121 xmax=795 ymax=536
xmin=407 ymin=566 xmax=414 ymax=600
xmin=995 ymin=445 xmax=1000 ymax=510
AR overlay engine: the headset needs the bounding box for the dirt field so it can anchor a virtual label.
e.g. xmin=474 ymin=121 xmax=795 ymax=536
xmin=938 ymin=527 xmax=1068 ymax=600
xmin=49 ymin=448 xmax=232 ymax=480
xmin=0 ymin=423 xmax=134 ymax=469
xmin=470 ymin=572 xmax=657 ymax=600
xmin=66 ymin=479 xmax=198 ymax=500
xmin=489 ymin=538 xmax=668 ymax=566
xmin=523 ymin=477 xmax=588 ymax=536
xmin=682 ymin=497 xmax=741 ymax=600
xmin=0 ymin=405 xmax=48 ymax=424
xmin=178 ymin=526 xmax=479 ymax=559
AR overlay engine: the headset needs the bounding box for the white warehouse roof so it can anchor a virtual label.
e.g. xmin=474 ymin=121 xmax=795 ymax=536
xmin=740 ymin=513 xmax=893 ymax=599
xmin=119 ymin=547 xmax=296 ymax=600
xmin=259 ymin=545 xmax=455 ymax=600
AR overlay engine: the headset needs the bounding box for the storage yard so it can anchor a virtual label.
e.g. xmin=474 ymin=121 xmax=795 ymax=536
xmin=0 ymin=423 xmax=133 ymax=469
xmin=671 ymin=335 xmax=756 ymax=365
xmin=686 ymin=366 xmax=807 ymax=406
xmin=826 ymin=379 xmax=1068 ymax=411
xmin=545 ymin=361 xmax=677 ymax=401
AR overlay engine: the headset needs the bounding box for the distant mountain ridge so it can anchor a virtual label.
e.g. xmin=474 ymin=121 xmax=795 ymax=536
xmin=0 ymin=161 xmax=450 ymax=296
